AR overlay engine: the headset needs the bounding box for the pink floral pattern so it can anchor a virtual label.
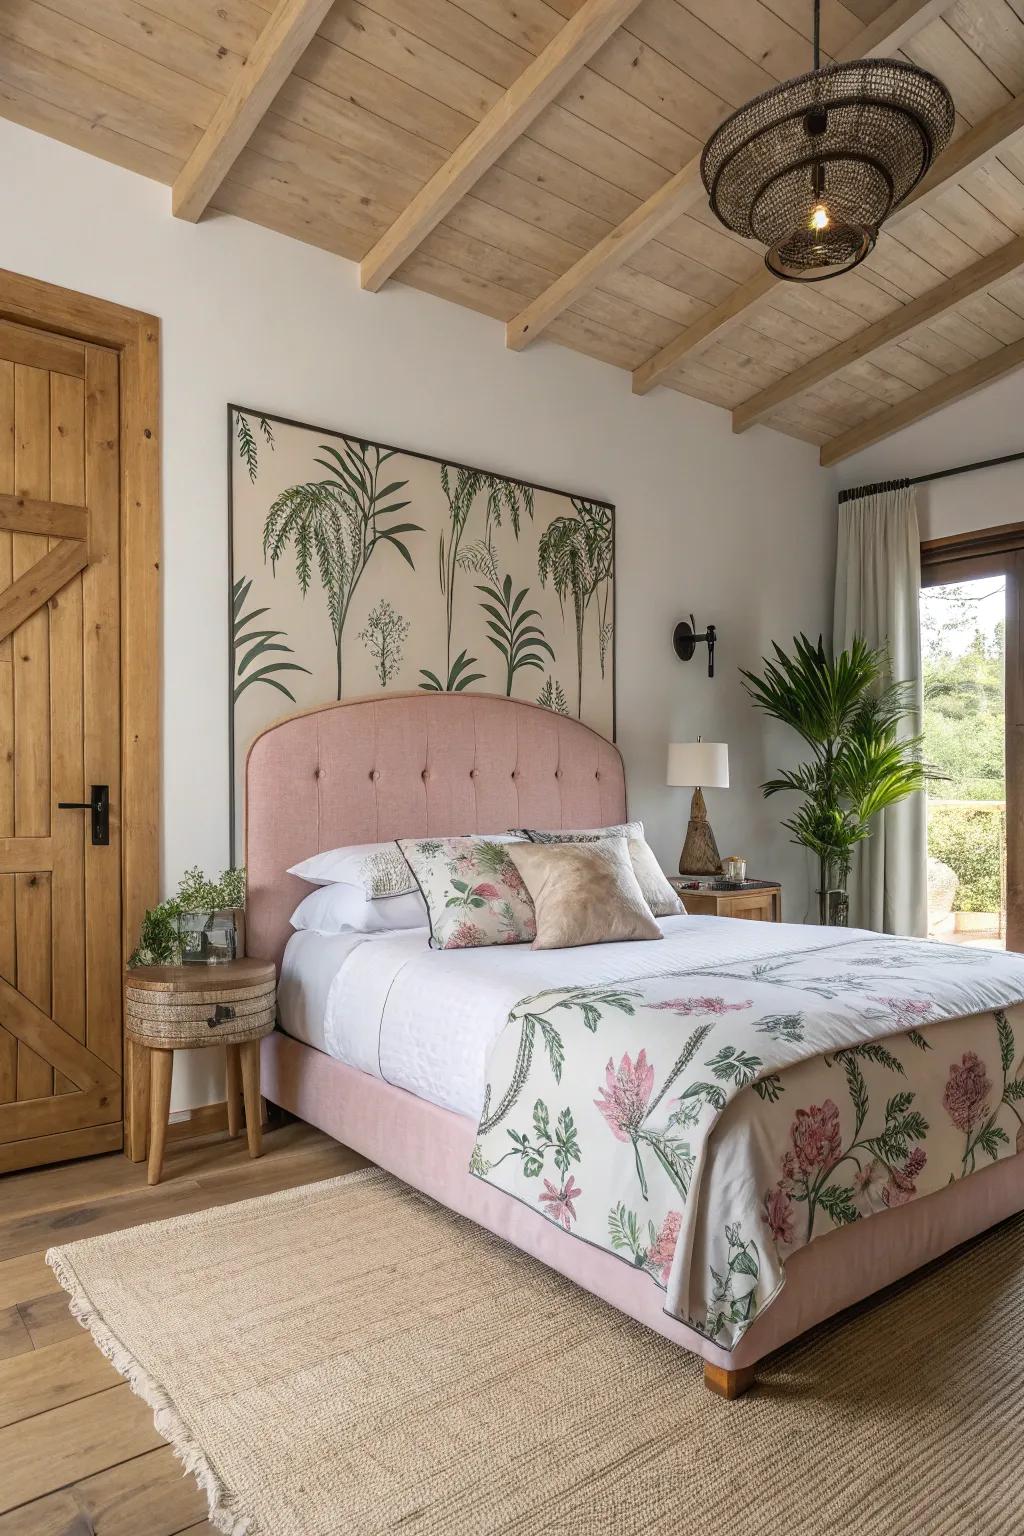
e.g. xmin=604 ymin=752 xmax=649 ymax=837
xmin=791 ymin=1100 xmax=843 ymax=1174
xmin=647 ymin=1210 xmax=682 ymax=1281
xmin=763 ymin=1187 xmax=795 ymax=1246
xmin=595 ymin=1050 xmax=654 ymax=1141
xmin=539 ymin=1175 xmax=582 ymax=1230
xmin=398 ymin=836 xmax=536 ymax=950
xmin=943 ymin=1052 xmax=992 ymax=1133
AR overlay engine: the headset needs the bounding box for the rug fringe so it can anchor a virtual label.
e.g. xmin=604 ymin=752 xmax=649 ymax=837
xmin=45 ymin=1246 xmax=255 ymax=1536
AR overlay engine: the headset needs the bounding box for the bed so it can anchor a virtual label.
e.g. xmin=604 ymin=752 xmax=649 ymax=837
xmin=247 ymin=692 xmax=1024 ymax=1397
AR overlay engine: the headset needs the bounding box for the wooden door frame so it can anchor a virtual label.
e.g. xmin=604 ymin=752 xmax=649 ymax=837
xmin=921 ymin=524 xmax=1023 ymax=952
xmin=0 ymin=267 xmax=160 ymax=1161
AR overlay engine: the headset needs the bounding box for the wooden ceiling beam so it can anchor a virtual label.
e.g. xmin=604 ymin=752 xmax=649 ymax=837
xmin=359 ymin=0 xmax=645 ymax=294
xmin=172 ymin=0 xmax=335 ymax=223
xmin=733 ymin=234 xmax=1024 ymax=432
xmin=820 ymin=332 xmax=1024 ymax=465
xmin=505 ymin=0 xmax=947 ymax=354
xmin=633 ymin=88 xmax=1024 ymax=397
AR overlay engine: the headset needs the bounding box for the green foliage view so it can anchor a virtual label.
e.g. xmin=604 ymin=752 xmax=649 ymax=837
xmin=923 ymin=595 xmax=1005 ymax=913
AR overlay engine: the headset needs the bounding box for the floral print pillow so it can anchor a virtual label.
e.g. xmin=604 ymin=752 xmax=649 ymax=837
xmin=397 ymin=837 xmax=536 ymax=950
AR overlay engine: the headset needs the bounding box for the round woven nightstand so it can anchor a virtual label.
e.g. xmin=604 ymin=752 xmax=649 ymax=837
xmin=125 ymin=959 xmax=276 ymax=1185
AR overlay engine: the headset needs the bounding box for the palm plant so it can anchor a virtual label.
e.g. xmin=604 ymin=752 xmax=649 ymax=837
xmin=263 ymin=438 xmax=421 ymax=699
xmin=740 ymin=634 xmax=931 ymax=924
xmin=476 ymin=573 xmax=555 ymax=696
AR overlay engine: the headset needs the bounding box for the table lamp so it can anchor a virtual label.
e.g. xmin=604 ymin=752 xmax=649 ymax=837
xmin=666 ymin=739 xmax=730 ymax=876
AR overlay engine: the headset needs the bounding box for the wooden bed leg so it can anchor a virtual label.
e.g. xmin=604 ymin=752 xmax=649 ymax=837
xmin=703 ymin=1362 xmax=756 ymax=1399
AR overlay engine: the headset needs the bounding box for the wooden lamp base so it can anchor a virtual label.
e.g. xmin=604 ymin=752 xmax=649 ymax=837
xmin=678 ymin=785 xmax=722 ymax=876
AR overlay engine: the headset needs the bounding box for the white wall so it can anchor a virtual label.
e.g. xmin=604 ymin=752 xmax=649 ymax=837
xmin=836 ymin=370 xmax=1024 ymax=542
xmin=0 ymin=120 xmax=836 ymax=1109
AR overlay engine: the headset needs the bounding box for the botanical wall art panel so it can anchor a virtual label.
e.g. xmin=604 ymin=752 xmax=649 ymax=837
xmin=229 ymin=406 xmax=615 ymax=851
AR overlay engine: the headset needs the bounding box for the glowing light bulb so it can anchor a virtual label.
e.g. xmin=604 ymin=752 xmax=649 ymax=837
xmin=809 ymin=203 xmax=830 ymax=232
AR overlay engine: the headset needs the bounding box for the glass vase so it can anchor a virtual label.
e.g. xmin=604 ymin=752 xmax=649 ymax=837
xmin=178 ymin=908 xmax=240 ymax=964
xmin=817 ymin=888 xmax=849 ymax=927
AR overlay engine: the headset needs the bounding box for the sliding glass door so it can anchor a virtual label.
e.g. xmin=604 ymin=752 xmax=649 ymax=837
xmin=921 ymin=527 xmax=1024 ymax=952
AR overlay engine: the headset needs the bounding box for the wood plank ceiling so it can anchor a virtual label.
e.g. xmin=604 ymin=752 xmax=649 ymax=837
xmin=5 ymin=0 xmax=1024 ymax=463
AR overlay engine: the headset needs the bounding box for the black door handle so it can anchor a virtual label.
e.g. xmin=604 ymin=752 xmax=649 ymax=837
xmin=57 ymin=784 xmax=110 ymax=845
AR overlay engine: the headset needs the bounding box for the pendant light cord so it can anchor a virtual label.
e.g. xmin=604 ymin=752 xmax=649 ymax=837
xmin=813 ymin=0 xmax=820 ymax=70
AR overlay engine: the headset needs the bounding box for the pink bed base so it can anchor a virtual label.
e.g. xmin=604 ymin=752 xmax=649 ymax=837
xmin=262 ymin=1028 xmax=1024 ymax=1373
xmin=246 ymin=692 xmax=1024 ymax=1378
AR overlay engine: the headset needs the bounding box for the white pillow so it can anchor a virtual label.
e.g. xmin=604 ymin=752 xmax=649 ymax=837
xmin=290 ymin=882 xmax=427 ymax=935
xmin=288 ymin=841 xmax=416 ymax=897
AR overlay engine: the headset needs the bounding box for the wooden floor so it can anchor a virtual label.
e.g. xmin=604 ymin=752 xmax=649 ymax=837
xmin=0 ymin=1121 xmax=366 ymax=1535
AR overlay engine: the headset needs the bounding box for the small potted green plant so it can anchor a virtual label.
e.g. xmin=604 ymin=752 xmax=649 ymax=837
xmin=129 ymin=865 xmax=247 ymax=966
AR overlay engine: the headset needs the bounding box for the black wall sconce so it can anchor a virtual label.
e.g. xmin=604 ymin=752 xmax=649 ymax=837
xmin=673 ymin=615 xmax=717 ymax=677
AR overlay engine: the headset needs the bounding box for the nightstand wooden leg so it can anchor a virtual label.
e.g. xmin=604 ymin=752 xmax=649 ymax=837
xmin=239 ymin=1039 xmax=262 ymax=1160
xmin=225 ymin=1045 xmax=242 ymax=1138
xmin=148 ymin=1049 xmax=174 ymax=1186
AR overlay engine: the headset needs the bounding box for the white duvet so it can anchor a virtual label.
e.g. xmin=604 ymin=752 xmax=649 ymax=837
xmin=278 ymin=916 xmax=874 ymax=1119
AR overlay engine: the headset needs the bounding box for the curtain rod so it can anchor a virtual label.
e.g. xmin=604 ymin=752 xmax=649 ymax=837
xmin=837 ymin=449 xmax=1024 ymax=505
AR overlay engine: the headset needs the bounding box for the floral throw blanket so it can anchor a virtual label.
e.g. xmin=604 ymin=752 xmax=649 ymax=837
xmin=470 ymin=929 xmax=1024 ymax=1350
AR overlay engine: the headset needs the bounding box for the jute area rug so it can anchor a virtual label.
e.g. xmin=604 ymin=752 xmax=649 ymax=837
xmin=48 ymin=1167 xmax=1023 ymax=1536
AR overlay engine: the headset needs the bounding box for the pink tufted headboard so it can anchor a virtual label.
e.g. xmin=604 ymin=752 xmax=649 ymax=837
xmin=244 ymin=691 xmax=626 ymax=970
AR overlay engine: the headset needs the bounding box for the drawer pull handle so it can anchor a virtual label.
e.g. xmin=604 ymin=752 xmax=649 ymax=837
xmin=207 ymin=1004 xmax=236 ymax=1029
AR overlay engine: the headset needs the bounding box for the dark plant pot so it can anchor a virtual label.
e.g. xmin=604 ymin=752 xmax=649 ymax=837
xmin=817 ymin=888 xmax=849 ymax=927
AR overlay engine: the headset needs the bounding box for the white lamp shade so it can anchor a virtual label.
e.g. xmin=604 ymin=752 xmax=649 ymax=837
xmin=667 ymin=741 xmax=729 ymax=789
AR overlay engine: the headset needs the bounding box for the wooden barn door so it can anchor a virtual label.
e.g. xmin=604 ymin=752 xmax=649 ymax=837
xmin=0 ymin=321 xmax=122 ymax=1173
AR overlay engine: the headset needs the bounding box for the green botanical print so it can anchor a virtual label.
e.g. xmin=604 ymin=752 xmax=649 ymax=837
xmin=705 ymin=1223 xmax=761 ymax=1339
xmin=235 ymin=411 xmax=274 ymax=482
xmin=232 ymin=576 xmax=309 ymax=703
xmin=538 ymin=498 xmax=613 ymax=717
xmin=358 ymin=598 xmax=409 ymax=687
xmin=493 ymin=1099 xmax=581 ymax=1181
xmin=263 ymin=437 xmax=421 ymax=698
xmin=423 ymin=464 xmax=534 ymax=693
xmin=537 ymin=675 xmax=569 ymax=715
xmin=476 ymin=573 xmax=555 ymax=696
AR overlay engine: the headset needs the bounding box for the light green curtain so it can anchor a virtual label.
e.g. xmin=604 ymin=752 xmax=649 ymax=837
xmin=834 ymin=484 xmax=927 ymax=936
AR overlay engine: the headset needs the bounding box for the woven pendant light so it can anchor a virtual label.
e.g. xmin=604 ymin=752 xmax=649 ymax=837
xmin=700 ymin=0 xmax=955 ymax=282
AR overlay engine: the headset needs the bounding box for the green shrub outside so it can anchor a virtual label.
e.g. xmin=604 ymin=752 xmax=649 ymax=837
xmin=927 ymin=803 xmax=1002 ymax=912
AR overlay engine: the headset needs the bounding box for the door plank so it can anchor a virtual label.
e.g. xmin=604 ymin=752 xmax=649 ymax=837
xmin=14 ymin=872 xmax=51 ymax=1101
xmin=0 ymin=1120 xmax=121 ymax=1173
xmin=12 ymin=363 xmax=50 ymax=839
xmin=11 ymin=357 xmax=51 ymax=1132
xmin=49 ymin=372 xmax=86 ymax=1097
xmin=0 ymin=1383 xmax=163 ymax=1513
xmin=0 ymin=1086 xmax=120 ymax=1148
xmin=0 ymin=837 xmax=53 ymax=873
xmin=0 ymin=537 xmax=89 ymax=643
xmin=0 ymin=876 xmax=13 ymax=1103
xmin=0 ymin=1331 xmax=119 ymax=1428
xmin=0 ymin=493 xmax=87 ymax=540
xmin=0 ymin=362 xmax=12 ymax=853
xmin=0 ymin=977 xmax=119 ymax=1091
xmin=83 ymin=346 xmax=122 ymax=1077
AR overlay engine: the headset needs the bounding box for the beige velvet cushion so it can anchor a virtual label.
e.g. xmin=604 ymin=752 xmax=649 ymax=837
xmin=507 ymin=840 xmax=662 ymax=950
xmin=625 ymin=835 xmax=686 ymax=918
